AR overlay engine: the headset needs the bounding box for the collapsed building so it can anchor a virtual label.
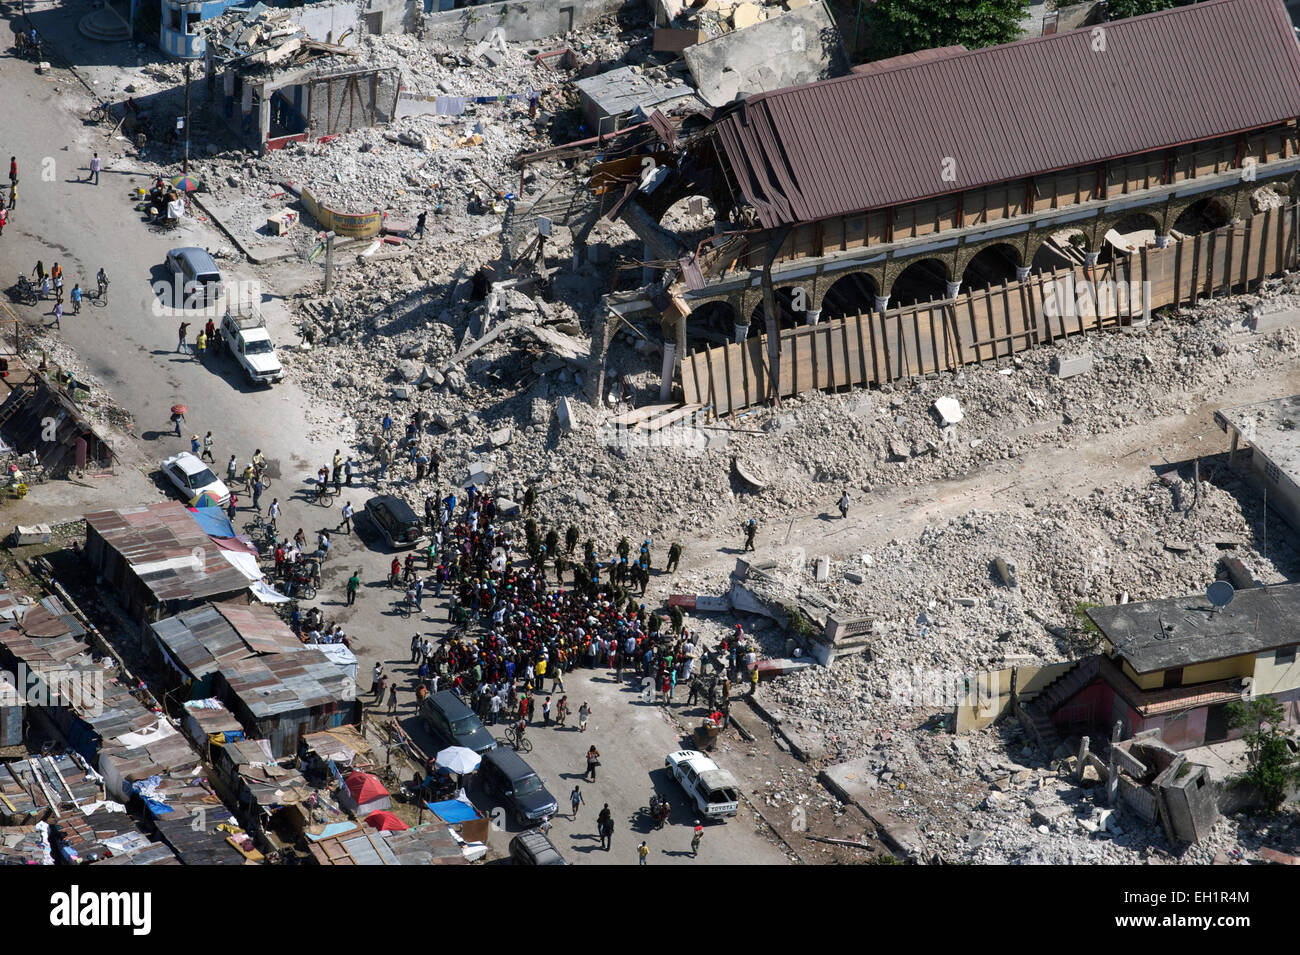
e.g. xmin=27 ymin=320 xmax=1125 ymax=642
xmin=565 ymin=0 xmax=1300 ymax=413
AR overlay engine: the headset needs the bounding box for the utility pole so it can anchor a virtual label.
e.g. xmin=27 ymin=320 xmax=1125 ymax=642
xmin=323 ymin=231 xmax=336 ymax=292
xmin=183 ymin=62 xmax=192 ymax=175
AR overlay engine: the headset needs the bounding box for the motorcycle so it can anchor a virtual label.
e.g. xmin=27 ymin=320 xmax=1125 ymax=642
xmin=643 ymin=792 xmax=670 ymax=829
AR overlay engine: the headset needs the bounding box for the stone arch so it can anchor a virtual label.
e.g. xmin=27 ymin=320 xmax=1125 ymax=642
xmin=960 ymin=242 xmax=1023 ymax=291
xmin=1172 ymin=195 xmax=1234 ymax=236
xmin=819 ymin=271 xmax=880 ymax=320
xmin=1098 ymin=210 xmax=1163 ymax=263
xmin=888 ymin=257 xmax=950 ymax=308
xmin=748 ymin=286 xmax=804 ymax=330
xmin=684 ymin=299 xmax=739 ymax=344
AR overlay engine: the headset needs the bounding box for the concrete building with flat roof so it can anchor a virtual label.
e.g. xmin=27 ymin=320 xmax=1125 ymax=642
xmin=1216 ymin=393 xmax=1300 ymax=534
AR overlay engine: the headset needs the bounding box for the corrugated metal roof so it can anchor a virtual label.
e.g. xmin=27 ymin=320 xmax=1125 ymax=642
xmin=712 ymin=0 xmax=1300 ymax=228
xmin=85 ymin=502 xmax=249 ymax=604
xmin=150 ymin=601 xmax=303 ymax=683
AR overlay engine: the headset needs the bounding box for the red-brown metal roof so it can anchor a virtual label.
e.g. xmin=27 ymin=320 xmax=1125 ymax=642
xmin=712 ymin=0 xmax=1300 ymax=229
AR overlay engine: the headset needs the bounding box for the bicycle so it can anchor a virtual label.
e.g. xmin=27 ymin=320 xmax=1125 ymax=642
xmin=387 ymin=572 xmax=402 ymax=589
xmin=396 ymin=593 xmax=415 ymax=618
xmin=89 ymin=101 xmax=113 ymax=124
xmin=499 ymin=727 xmax=533 ymax=754
xmin=314 ymin=485 xmax=335 ymax=508
xmin=90 ymin=280 xmax=109 ymax=308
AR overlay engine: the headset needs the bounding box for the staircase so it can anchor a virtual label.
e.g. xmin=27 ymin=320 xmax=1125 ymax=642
xmin=1018 ymin=655 xmax=1104 ymax=753
xmin=78 ymin=5 xmax=132 ymax=43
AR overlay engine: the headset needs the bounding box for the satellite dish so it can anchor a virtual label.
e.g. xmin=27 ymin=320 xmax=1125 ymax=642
xmin=1207 ymin=580 xmax=1235 ymax=610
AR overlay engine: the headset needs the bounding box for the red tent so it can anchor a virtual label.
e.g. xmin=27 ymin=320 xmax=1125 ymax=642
xmin=344 ymin=772 xmax=388 ymax=805
xmin=365 ymin=810 xmax=410 ymax=832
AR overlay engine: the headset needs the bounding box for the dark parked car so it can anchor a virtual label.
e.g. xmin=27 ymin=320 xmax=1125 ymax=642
xmin=364 ymin=494 xmax=427 ymax=549
xmin=509 ymin=829 xmax=566 ymax=865
xmin=481 ymin=747 xmax=558 ymax=827
xmin=420 ymin=691 xmax=496 ymax=755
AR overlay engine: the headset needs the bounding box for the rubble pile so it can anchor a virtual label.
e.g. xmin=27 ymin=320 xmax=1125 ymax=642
xmin=287 ymin=270 xmax=1300 ymax=556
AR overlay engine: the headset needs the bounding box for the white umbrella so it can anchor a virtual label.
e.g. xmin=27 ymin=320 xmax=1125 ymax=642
xmin=435 ymin=746 xmax=481 ymax=775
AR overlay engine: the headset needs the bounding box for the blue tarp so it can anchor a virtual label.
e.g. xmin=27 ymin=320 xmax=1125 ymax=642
xmin=305 ymin=821 xmax=359 ymax=841
xmin=190 ymin=506 xmax=235 ymax=538
xmin=426 ymin=798 xmax=480 ymax=823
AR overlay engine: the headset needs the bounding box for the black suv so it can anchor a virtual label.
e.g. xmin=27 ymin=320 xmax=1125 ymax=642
xmin=420 ymin=691 xmax=496 ymax=755
xmin=364 ymin=494 xmax=426 ymax=549
xmin=509 ymin=829 xmax=566 ymax=865
xmin=481 ymin=747 xmax=558 ymax=827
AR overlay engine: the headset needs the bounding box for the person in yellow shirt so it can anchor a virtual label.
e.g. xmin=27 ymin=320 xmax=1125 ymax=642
xmin=637 ymin=842 xmax=649 ymax=865
xmin=195 ymin=330 xmax=207 ymax=362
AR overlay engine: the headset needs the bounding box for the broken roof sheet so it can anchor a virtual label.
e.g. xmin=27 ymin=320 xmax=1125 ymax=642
xmin=710 ymin=0 xmax=1300 ymax=228
xmin=1087 ymin=582 xmax=1300 ymax=673
xmin=307 ymin=824 xmax=466 ymax=865
xmin=150 ymin=601 xmax=304 ymax=683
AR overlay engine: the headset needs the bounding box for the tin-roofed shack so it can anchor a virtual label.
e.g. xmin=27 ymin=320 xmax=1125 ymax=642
xmin=214 ymin=646 xmax=360 ymax=758
xmin=307 ymin=823 xmax=466 ymax=865
xmin=84 ymin=502 xmax=251 ymax=625
xmin=146 ymin=601 xmax=306 ymax=699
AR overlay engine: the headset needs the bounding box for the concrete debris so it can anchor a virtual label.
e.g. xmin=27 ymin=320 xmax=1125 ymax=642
xmin=1052 ymin=353 xmax=1094 ymax=379
xmin=932 ymin=396 xmax=964 ymax=426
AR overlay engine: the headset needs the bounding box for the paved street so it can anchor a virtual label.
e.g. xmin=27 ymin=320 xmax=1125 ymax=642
xmin=0 ymin=19 xmax=793 ymax=864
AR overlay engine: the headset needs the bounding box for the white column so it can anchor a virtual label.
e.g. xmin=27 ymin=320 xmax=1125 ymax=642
xmin=1155 ymin=234 xmax=1171 ymax=249
xmin=873 ymin=295 xmax=890 ymax=314
xmin=1015 ymin=266 xmax=1031 ymax=282
xmin=945 ymin=280 xmax=962 ymax=299
xmin=733 ymin=324 xmax=747 ymax=343
xmin=805 ymin=308 xmax=821 ymax=326
xmin=1084 ymin=251 xmax=1100 ymax=267
xmin=659 ymin=343 xmax=675 ymax=403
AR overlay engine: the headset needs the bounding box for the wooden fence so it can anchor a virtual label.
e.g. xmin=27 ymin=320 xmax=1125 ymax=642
xmin=681 ymin=204 xmax=1298 ymax=415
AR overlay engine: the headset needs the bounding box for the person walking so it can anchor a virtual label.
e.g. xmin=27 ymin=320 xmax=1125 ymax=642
xmin=0 ymin=205 xmax=8 ymax=237
xmin=584 ymin=744 xmax=601 ymax=781
xmin=69 ymin=281 xmax=80 ymax=312
xmin=201 ymin=431 xmax=215 ymax=462
xmin=7 ymin=157 xmax=15 ymax=186
xmin=838 ymin=490 xmax=850 ymax=519
xmin=195 ymin=329 xmax=207 ymax=362
xmin=691 ymin=821 xmax=703 ymax=858
xmin=346 ymin=569 xmax=361 ymax=606
xmin=415 ymin=209 xmax=427 ymax=238
xmin=373 ymin=673 xmax=388 ymax=704
xmin=387 ymin=682 xmax=399 ymax=716
xmin=7 ymin=180 xmax=16 ymax=211
xmin=578 ymin=701 xmax=590 ymax=733
xmin=170 ymin=408 xmax=185 ymax=436
xmin=89 ymin=152 xmax=101 ymax=185
xmin=542 ymin=696 xmax=552 ymax=726
xmin=268 ymin=498 xmax=280 ymax=534
xmin=52 ymin=301 xmax=62 ymax=329
xmin=339 ymin=500 xmax=354 ymax=534
xmin=742 ymin=518 xmax=757 ymax=552
xmin=666 ymin=542 xmax=682 ymax=573
xmin=637 ymin=841 xmax=649 ymax=865
xmin=600 ymin=815 xmax=614 ymax=852
xmin=177 ymin=322 xmax=190 ymax=353
xmin=569 ymin=784 xmax=584 ymax=820
xmin=556 ymin=695 xmax=568 ymax=728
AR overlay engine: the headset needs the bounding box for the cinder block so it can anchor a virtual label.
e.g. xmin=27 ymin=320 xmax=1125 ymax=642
xmin=1052 ymin=354 xmax=1093 ymax=378
xmin=1249 ymin=305 xmax=1300 ymax=333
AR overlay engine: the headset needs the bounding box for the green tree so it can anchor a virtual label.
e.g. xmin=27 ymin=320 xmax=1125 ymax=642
xmin=1226 ymin=696 xmax=1300 ymax=810
xmin=869 ymin=0 xmax=1030 ymax=60
xmin=1105 ymin=0 xmax=1183 ymax=20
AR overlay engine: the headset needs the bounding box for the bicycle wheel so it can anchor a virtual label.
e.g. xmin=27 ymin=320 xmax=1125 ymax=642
xmin=397 ymin=600 xmax=411 ymax=618
xmin=519 ymin=738 xmax=533 ymax=754
xmin=319 ymin=493 xmax=335 ymax=508
xmin=299 ymin=584 xmax=316 ymax=600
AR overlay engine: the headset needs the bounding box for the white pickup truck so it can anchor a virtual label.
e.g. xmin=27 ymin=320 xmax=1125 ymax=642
xmin=218 ymin=305 xmax=284 ymax=385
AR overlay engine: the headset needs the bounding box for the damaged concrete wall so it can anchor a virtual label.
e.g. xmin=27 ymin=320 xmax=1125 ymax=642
xmin=362 ymin=0 xmax=420 ymax=34
xmin=682 ymin=0 xmax=849 ymax=107
xmin=423 ymin=0 xmax=626 ymax=43
xmin=289 ymin=2 xmax=362 ymax=46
